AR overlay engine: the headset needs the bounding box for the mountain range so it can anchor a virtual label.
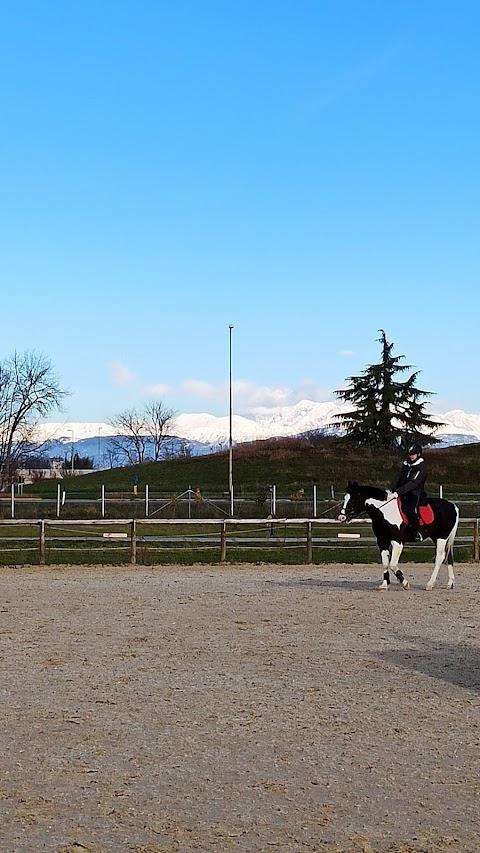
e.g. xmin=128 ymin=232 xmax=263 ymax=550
xmin=34 ymin=401 xmax=480 ymax=467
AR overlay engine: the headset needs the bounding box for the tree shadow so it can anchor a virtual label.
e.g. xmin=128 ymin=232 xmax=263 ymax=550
xmin=378 ymin=634 xmax=480 ymax=693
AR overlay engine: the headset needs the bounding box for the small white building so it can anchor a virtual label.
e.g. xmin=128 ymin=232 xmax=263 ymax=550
xmin=17 ymin=458 xmax=92 ymax=484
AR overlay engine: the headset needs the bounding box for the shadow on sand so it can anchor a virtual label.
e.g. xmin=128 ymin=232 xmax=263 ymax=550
xmin=273 ymin=577 xmax=374 ymax=591
xmin=378 ymin=634 xmax=480 ymax=693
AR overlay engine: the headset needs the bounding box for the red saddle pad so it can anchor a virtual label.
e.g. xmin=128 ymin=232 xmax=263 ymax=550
xmin=397 ymin=498 xmax=434 ymax=526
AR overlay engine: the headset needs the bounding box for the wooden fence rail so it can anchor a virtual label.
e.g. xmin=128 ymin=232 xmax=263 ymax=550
xmin=0 ymin=518 xmax=479 ymax=566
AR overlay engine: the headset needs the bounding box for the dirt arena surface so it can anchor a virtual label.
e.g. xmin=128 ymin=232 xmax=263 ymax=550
xmin=0 ymin=563 xmax=479 ymax=853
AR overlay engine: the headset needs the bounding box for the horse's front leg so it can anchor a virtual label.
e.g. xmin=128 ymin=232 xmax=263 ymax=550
xmin=390 ymin=541 xmax=410 ymax=590
xmin=378 ymin=547 xmax=391 ymax=590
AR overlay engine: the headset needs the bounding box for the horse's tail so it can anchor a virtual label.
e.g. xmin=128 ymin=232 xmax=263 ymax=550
xmin=445 ymin=505 xmax=460 ymax=566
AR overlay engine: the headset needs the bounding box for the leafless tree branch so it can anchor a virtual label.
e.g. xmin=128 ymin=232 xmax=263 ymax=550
xmin=0 ymin=351 xmax=69 ymax=489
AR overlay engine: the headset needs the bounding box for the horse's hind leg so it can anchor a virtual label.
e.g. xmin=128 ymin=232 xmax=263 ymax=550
xmin=426 ymin=539 xmax=447 ymax=590
xmin=446 ymin=546 xmax=455 ymax=589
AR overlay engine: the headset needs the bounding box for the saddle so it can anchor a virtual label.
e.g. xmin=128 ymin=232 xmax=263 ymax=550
xmin=397 ymin=497 xmax=434 ymax=526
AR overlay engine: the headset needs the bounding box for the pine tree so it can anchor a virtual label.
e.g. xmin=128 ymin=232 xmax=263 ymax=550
xmin=334 ymin=331 xmax=443 ymax=450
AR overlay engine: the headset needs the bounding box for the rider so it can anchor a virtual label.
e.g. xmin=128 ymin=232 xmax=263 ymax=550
xmin=390 ymin=443 xmax=427 ymax=541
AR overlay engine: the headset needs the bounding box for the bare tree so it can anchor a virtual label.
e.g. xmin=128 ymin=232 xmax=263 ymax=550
xmin=144 ymin=400 xmax=176 ymax=461
xmin=108 ymin=408 xmax=148 ymax=466
xmin=103 ymin=443 xmax=122 ymax=470
xmin=0 ymin=351 xmax=69 ymax=490
xmin=108 ymin=401 xmax=176 ymax=466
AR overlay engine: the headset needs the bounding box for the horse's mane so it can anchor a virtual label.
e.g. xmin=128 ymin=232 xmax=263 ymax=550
xmin=355 ymin=484 xmax=387 ymax=501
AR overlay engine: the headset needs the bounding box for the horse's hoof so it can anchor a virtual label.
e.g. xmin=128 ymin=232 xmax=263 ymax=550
xmin=426 ymin=584 xmax=433 ymax=591
xmin=377 ymin=582 xmax=388 ymax=591
xmin=447 ymin=583 xmax=455 ymax=590
xmin=401 ymin=581 xmax=410 ymax=591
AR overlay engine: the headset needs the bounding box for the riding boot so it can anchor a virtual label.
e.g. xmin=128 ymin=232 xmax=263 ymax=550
xmin=406 ymin=512 xmax=422 ymax=541
xmin=411 ymin=523 xmax=422 ymax=542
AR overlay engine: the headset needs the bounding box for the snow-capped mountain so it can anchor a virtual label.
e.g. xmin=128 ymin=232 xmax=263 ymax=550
xmin=34 ymin=401 xmax=480 ymax=466
xmin=33 ymin=422 xmax=118 ymax=442
xmin=172 ymin=401 xmax=480 ymax=446
xmin=433 ymin=409 xmax=480 ymax=439
xmin=171 ymin=401 xmax=345 ymax=445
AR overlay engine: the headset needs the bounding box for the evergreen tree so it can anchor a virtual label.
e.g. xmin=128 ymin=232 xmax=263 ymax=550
xmin=334 ymin=331 xmax=443 ymax=450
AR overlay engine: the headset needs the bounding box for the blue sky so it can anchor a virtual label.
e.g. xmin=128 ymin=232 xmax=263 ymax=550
xmin=1 ymin=1 xmax=479 ymax=421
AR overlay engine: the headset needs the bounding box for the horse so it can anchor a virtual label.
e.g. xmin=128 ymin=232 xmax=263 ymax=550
xmin=338 ymin=481 xmax=459 ymax=591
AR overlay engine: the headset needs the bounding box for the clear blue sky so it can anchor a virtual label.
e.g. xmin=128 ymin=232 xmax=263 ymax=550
xmin=1 ymin=0 xmax=479 ymax=421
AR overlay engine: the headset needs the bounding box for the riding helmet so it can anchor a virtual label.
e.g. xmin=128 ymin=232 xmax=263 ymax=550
xmin=408 ymin=443 xmax=422 ymax=456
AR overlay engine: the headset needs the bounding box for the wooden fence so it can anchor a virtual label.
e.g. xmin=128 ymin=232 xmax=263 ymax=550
xmin=0 ymin=517 xmax=478 ymax=565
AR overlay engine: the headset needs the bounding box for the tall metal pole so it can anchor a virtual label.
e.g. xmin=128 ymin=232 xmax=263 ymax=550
xmin=70 ymin=430 xmax=74 ymax=475
xmin=228 ymin=324 xmax=234 ymax=516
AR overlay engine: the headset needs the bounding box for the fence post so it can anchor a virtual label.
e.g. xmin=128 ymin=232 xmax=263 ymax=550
xmin=11 ymin=484 xmax=15 ymax=519
xmin=57 ymin=483 xmax=61 ymax=517
xmin=220 ymin=521 xmax=227 ymax=562
xmin=101 ymin=485 xmax=105 ymax=518
xmin=313 ymin=485 xmax=317 ymax=518
xmin=39 ymin=520 xmax=46 ymax=565
xmin=330 ymin=484 xmax=335 ymax=500
xmin=130 ymin=520 xmax=137 ymax=565
xmin=439 ymin=484 xmax=443 ymax=498
xmin=474 ymin=520 xmax=479 ymax=562
xmin=306 ymin=521 xmax=313 ymax=564
xmin=145 ymin=484 xmax=149 ymax=518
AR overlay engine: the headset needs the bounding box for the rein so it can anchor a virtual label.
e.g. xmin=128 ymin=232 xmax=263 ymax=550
xmin=376 ymin=495 xmax=398 ymax=511
xmin=317 ymin=499 xmax=345 ymax=518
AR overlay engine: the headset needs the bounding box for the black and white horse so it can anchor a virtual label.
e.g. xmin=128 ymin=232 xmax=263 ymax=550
xmin=338 ymin=481 xmax=459 ymax=591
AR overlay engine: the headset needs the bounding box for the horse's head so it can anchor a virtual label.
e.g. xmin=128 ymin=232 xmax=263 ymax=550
xmin=338 ymin=481 xmax=367 ymax=523
xmin=338 ymin=482 xmax=390 ymax=522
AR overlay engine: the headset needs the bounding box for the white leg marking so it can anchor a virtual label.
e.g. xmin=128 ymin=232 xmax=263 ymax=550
xmin=390 ymin=541 xmax=404 ymax=571
xmin=446 ymin=514 xmax=458 ymax=589
xmin=426 ymin=539 xmax=447 ymax=590
xmin=378 ymin=550 xmax=390 ymax=590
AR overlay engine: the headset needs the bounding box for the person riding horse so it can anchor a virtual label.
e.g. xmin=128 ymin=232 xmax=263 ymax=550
xmin=389 ymin=443 xmax=427 ymax=541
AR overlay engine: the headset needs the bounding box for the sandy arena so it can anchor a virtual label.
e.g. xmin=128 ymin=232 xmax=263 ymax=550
xmin=0 ymin=563 xmax=479 ymax=853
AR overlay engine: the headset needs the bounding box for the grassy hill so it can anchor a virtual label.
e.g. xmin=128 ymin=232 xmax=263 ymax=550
xmin=26 ymin=436 xmax=480 ymax=499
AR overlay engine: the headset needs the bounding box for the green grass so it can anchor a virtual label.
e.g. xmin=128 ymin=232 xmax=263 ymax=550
xmin=23 ymin=436 xmax=480 ymax=500
xmin=4 ymin=437 xmax=478 ymax=565
xmin=0 ymin=517 xmax=475 ymax=566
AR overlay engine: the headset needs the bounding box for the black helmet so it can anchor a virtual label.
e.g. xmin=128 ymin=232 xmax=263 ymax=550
xmin=408 ymin=443 xmax=422 ymax=456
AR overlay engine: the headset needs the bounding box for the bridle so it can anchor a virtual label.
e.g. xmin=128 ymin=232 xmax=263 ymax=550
xmin=338 ymin=492 xmax=361 ymax=523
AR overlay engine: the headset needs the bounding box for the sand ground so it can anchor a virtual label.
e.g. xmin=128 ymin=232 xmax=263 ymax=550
xmin=0 ymin=562 xmax=479 ymax=853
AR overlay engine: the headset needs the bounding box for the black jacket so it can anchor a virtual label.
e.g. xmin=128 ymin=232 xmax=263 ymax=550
xmin=392 ymin=457 xmax=427 ymax=498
